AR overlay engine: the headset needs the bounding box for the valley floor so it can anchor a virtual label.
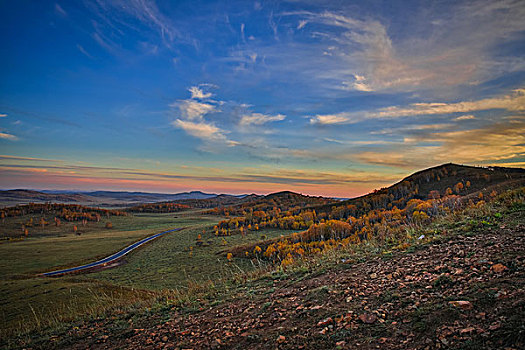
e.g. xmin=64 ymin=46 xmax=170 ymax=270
xmin=12 ymin=207 xmax=524 ymax=349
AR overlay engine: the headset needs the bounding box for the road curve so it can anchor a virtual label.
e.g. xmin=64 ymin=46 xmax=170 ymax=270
xmin=41 ymin=228 xmax=182 ymax=277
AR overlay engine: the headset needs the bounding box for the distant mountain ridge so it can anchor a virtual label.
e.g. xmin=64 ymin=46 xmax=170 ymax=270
xmin=0 ymin=189 xmax=245 ymax=208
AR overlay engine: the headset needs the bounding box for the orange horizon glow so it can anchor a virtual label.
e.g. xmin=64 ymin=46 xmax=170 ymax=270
xmin=0 ymin=172 xmax=382 ymax=198
xmin=2 ymin=159 xmax=524 ymax=198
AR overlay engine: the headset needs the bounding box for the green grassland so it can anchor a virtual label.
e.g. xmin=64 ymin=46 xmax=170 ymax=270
xmin=0 ymin=210 xmax=294 ymax=338
xmin=90 ymin=225 xmax=294 ymax=290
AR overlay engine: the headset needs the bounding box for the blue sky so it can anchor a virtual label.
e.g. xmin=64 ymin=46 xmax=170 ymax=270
xmin=0 ymin=0 xmax=524 ymax=196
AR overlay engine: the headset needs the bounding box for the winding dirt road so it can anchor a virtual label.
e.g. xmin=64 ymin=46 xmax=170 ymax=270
xmin=41 ymin=227 xmax=182 ymax=277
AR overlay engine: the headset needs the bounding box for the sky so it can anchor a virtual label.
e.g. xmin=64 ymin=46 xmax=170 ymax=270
xmin=0 ymin=0 xmax=524 ymax=197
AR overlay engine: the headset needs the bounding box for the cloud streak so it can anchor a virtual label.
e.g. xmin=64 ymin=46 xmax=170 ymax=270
xmin=231 ymin=2 xmax=525 ymax=97
xmin=172 ymin=119 xmax=236 ymax=145
xmin=189 ymin=86 xmax=213 ymax=100
xmin=310 ymin=88 xmax=525 ymax=124
xmin=172 ymin=100 xmax=216 ymax=121
xmin=86 ymin=0 xmax=181 ymax=47
xmin=0 ymin=133 xmax=18 ymax=141
xmin=356 ymin=121 xmax=525 ymax=168
xmin=239 ymin=113 xmax=285 ymax=126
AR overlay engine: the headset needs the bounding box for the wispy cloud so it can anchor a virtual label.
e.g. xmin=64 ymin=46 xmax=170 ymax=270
xmin=455 ymin=115 xmax=476 ymax=121
xmin=0 ymin=132 xmax=19 ymax=141
xmin=323 ymin=138 xmax=397 ymax=146
xmin=309 ymin=114 xmax=349 ymax=125
xmin=189 ymin=86 xmax=212 ymax=100
xmin=76 ymin=44 xmax=93 ymax=59
xmin=374 ymin=89 xmax=525 ymax=117
xmin=171 ymin=119 xmax=235 ymax=145
xmin=172 ymin=100 xmax=216 ymax=121
xmin=236 ymin=3 xmax=525 ymax=97
xmin=370 ymin=123 xmax=455 ymax=135
xmin=91 ymin=31 xmax=119 ymax=54
xmin=268 ymin=11 xmax=279 ymax=40
xmin=170 ymin=86 xmax=238 ymax=147
xmin=84 ymin=0 xmax=185 ymax=52
xmin=0 ymin=114 xmax=7 ymax=117
xmin=297 ymin=20 xmax=307 ymax=30
xmin=309 ymin=88 xmax=525 ymax=124
xmin=55 ymin=3 xmax=67 ymax=17
xmin=356 ymin=121 xmax=525 ymax=168
xmin=171 ymin=85 xmax=291 ymax=148
xmin=239 ymin=113 xmax=285 ymax=126
xmin=0 ymin=155 xmax=59 ymax=162
xmin=344 ymin=74 xmax=373 ymax=92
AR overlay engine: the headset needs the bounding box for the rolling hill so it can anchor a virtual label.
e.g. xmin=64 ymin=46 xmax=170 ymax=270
xmin=0 ymin=189 xmax=232 ymax=208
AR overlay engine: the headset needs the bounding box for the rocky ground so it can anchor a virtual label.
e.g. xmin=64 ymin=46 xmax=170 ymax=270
xmin=12 ymin=210 xmax=525 ymax=350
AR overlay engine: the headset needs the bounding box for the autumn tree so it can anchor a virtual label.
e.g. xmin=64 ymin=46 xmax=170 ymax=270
xmin=196 ymin=233 xmax=203 ymax=246
xmin=428 ymin=190 xmax=440 ymax=199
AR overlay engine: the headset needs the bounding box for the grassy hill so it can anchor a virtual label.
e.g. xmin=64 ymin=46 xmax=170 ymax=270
xmin=313 ymin=163 xmax=525 ymax=218
xmin=207 ymin=190 xmax=335 ymax=216
xmin=130 ymin=194 xmax=263 ymax=211
xmin=217 ymin=163 xmax=524 ymax=226
xmin=215 ymin=163 xmax=524 ymax=264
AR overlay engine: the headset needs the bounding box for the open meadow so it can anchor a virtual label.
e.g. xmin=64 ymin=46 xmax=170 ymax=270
xmin=0 ymin=209 xmax=294 ymax=338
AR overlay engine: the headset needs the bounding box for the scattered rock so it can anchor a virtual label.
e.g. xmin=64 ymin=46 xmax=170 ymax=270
xmin=317 ymin=317 xmax=334 ymax=327
xmin=489 ymin=322 xmax=501 ymax=331
xmin=277 ymin=335 xmax=286 ymax=343
xmin=460 ymin=327 xmax=476 ymax=334
xmin=449 ymin=300 xmax=473 ymax=310
xmin=359 ymin=313 xmax=377 ymax=324
xmin=491 ymin=263 xmax=507 ymax=273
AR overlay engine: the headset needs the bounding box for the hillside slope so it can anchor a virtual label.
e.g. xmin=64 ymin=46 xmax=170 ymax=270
xmin=313 ymin=163 xmax=525 ymax=218
xmin=207 ymin=190 xmax=335 ymax=216
xmin=126 ymin=213 xmax=523 ymax=350
xmin=213 ymin=163 xmax=525 ymax=247
xmin=131 ymin=194 xmax=262 ymax=211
